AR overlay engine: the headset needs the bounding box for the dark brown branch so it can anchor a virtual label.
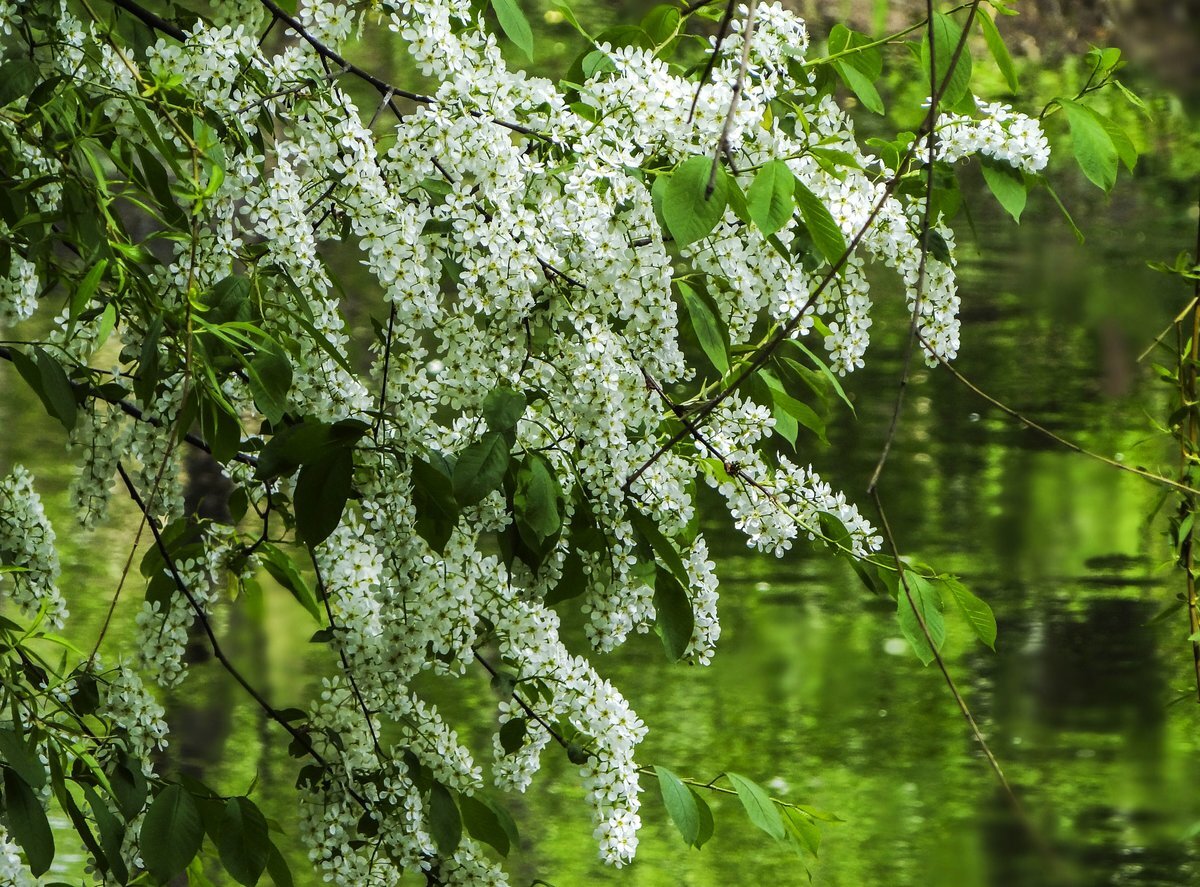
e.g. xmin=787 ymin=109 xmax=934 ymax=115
xmin=107 ymin=0 xmax=185 ymax=40
xmin=114 ymin=462 xmax=373 ymax=805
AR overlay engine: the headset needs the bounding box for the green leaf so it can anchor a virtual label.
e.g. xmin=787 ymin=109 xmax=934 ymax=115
xmin=513 ymin=453 xmax=561 ymax=545
xmin=1041 ymin=179 xmax=1085 ymax=243
xmin=460 ymin=794 xmax=517 ymax=857
xmin=140 ymin=784 xmax=204 ymax=883
xmin=653 ymin=567 xmax=693 ymax=661
xmin=82 ymin=786 xmax=127 ymax=884
xmin=978 ymin=10 xmax=1018 ymax=92
xmin=215 ymin=797 xmax=270 ymax=886
xmin=428 ymin=783 xmax=462 ymax=855
xmin=482 ymin=387 xmax=526 ymax=432
xmin=545 ymin=549 xmax=586 ymax=605
xmin=922 ymin=13 xmax=973 ymax=107
xmin=70 ymin=259 xmax=108 ymax=320
xmin=662 ymin=156 xmax=730 ymax=248
xmin=135 ymin=315 xmax=163 ymax=409
xmin=782 ymin=806 xmax=821 ymax=856
xmin=10 ymin=347 xmax=78 ymax=432
xmin=678 ymin=281 xmax=729 ymax=374
xmin=490 ymin=0 xmax=534 ymax=59
xmin=793 ymin=181 xmax=846 ymax=265
xmin=109 ymin=755 xmax=148 ymax=820
xmin=727 ymin=773 xmax=786 ymax=841
xmin=0 ymin=58 xmax=39 ymax=107
xmin=926 ymin=229 xmax=952 ymax=264
xmin=3 ymin=768 xmax=54 ymax=876
xmin=941 ymin=576 xmax=997 ymax=650
xmin=261 ymin=545 xmax=323 ymax=623
xmin=896 ymin=573 xmax=946 ymax=666
xmin=692 ymin=788 xmax=714 ymax=848
xmin=654 ymin=766 xmax=700 ymax=845
xmin=265 ymin=843 xmax=293 ymax=887
xmin=0 ymin=728 xmax=46 ymax=789
xmin=248 ymin=343 xmax=293 ymax=425
xmin=454 ymin=432 xmax=511 ymax=506
xmin=746 ymin=160 xmax=795 ymax=237
xmin=762 ymin=371 xmax=828 ymax=445
xmin=1099 ymin=116 xmax=1137 ymax=172
xmin=783 ymin=340 xmax=855 ymax=415
xmin=293 ymin=448 xmax=353 ymax=546
xmin=832 ymin=60 xmax=884 ymax=115
xmin=1059 ymin=99 xmax=1118 ymax=192
xmin=980 ymin=158 xmax=1027 ymax=222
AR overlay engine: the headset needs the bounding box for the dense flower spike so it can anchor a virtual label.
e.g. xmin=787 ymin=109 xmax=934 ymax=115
xmin=0 ymin=465 xmax=67 ymax=629
xmin=0 ymin=0 xmax=1055 ymax=881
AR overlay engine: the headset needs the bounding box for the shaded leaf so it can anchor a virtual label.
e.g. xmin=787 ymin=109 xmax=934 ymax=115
xmin=428 ymin=782 xmax=462 ymax=855
xmin=460 ymin=794 xmax=517 ymax=857
xmin=482 ymin=387 xmax=526 ymax=432
xmin=140 ymin=784 xmax=203 ymax=883
xmin=654 ymin=567 xmax=693 ymax=661
xmin=293 ymin=448 xmax=353 ymax=546
xmin=692 ymin=788 xmax=714 ymax=848
xmin=215 ymin=797 xmax=270 ymax=886
xmin=0 ymin=728 xmax=46 ymax=789
xmin=454 ymin=432 xmax=511 ymax=506
xmin=3 ymin=768 xmax=53 ymax=876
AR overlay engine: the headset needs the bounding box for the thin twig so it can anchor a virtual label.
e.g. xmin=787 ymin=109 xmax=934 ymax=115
xmin=309 ymin=551 xmax=384 ymax=755
xmin=689 ymin=0 xmax=738 ymax=124
xmin=115 ymin=462 xmax=371 ymax=805
xmin=1178 ymin=185 xmax=1200 ymax=701
xmin=707 ymin=0 xmax=758 ymax=197
xmin=916 ymin=330 xmax=1200 ymax=497
xmin=867 ymin=0 xmax=946 ymax=494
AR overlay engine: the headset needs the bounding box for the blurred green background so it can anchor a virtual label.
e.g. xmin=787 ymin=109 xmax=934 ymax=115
xmin=3 ymin=1 xmax=1200 ymax=884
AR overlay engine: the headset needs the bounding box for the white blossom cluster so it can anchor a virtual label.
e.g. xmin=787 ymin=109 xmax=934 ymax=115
xmin=0 ymin=0 xmax=1054 ymax=880
xmin=0 ymin=826 xmax=35 ymax=887
xmin=0 ymin=249 xmax=38 ymax=327
xmin=97 ymin=663 xmax=170 ymax=773
xmin=0 ymin=465 xmax=68 ymax=629
xmin=932 ymin=101 xmax=1052 ymax=173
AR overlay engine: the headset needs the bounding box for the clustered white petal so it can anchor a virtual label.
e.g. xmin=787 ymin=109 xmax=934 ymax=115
xmin=0 ymin=465 xmax=68 ymax=629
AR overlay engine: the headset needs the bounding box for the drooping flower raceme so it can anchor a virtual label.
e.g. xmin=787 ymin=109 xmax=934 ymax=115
xmin=0 ymin=465 xmax=67 ymax=629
